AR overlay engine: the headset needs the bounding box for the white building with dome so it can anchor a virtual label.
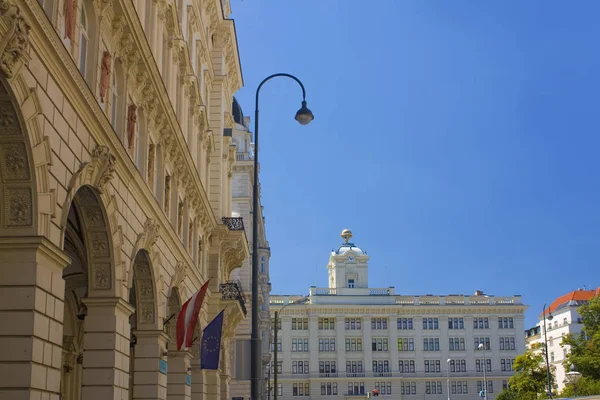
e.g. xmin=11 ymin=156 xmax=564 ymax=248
xmin=268 ymin=230 xmax=527 ymax=399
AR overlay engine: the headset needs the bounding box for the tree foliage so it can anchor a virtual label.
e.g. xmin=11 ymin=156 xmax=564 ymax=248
xmin=560 ymin=376 xmax=600 ymax=397
xmin=498 ymin=350 xmax=553 ymax=400
xmin=562 ymin=296 xmax=600 ymax=381
xmin=561 ymin=295 xmax=600 ymax=395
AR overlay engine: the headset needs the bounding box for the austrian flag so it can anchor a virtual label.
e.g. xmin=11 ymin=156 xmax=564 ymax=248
xmin=176 ymin=280 xmax=210 ymax=351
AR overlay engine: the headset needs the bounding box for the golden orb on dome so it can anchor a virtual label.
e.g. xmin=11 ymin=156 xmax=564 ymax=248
xmin=341 ymin=229 xmax=353 ymax=244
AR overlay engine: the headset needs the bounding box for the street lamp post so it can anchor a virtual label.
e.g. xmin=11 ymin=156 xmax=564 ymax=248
xmin=543 ymin=303 xmax=554 ymax=398
xmin=478 ymin=343 xmax=488 ymax=400
xmin=273 ymin=296 xmax=309 ymax=400
xmin=251 ymin=74 xmax=314 ymax=400
xmin=565 ymin=364 xmax=582 ymax=397
xmin=446 ymin=358 xmax=451 ymax=400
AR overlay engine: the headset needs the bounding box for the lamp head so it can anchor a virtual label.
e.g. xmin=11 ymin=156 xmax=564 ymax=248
xmin=566 ymin=364 xmax=582 ymax=384
xmin=295 ymin=101 xmax=314 ymax=125
xmin=548 ymin=312 xmax=554 ymax=321
xmin=478 ymin=343 xmax=484 ymax=349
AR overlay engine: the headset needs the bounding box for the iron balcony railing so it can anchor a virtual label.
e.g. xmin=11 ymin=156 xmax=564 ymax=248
xmin=222 ymin=217 xmax=244 ymax=231
xmin=220 ymin=280 xmax=247 ymax=315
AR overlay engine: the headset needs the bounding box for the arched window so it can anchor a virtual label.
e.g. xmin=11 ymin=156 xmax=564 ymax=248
xmin=78 ymin=6 xmax=88 ymax=76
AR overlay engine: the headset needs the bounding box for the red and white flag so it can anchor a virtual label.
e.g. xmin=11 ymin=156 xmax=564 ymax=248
xmin=176 ymin=280 xmax=210 ymax=351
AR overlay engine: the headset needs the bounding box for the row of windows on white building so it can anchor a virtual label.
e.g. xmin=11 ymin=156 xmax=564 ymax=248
xmin=270 ymin=380 xmax=504 ymax=397
xmin=282 ymin=317 xmax=516 ymax=331
xmin=272 ymin=336 xmax=517 ymax=352
xmin=269 ymin=358 xmax=515 ymax=375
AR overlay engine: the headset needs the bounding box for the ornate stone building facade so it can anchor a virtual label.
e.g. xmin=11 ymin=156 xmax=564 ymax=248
xmin=270 ymin=230 xmax=527 ymax=399
xmin=229 ymin=98 xmax=273 ymax=399
xmin=0 ymin=0 xmax=249 ymax=399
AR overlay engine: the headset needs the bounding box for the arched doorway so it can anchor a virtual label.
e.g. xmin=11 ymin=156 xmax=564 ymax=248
xmin=60 ymin=185 xmax=117 ymax=399
xmin=128 ymin=250 xmax=164 ymax=400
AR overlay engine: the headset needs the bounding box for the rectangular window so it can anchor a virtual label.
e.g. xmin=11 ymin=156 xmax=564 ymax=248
xmin=374 ymin=382 xmax=392 ymax=395
xmin=371 ymin=318 xmax=388 ymax=330
xmin=476 ymin=359 xmax=492 ymax=372
xmin=424 ymin=360 xmax=441 ymax=373
xmin=449 ymin=337 xmax=466 ymax=351
xmin=345 ymin=360 xmax=363 ymax=373
xmin=371 ymin=338 xmax=388 ymax=352
xmin=477 ymin=381 xmax=494 ymax=394
xmin=398 ymin=338 xmax=414 ymax=351
xmin=372 ymin=360 xmax=390 ymax=373
xmin=291 ymin=318 xmax=309 ymax=330
xmin=269 ymin=339 xmax=282 ymax=352
xmin=319 ymin=338 xmax=335 ymax=352
xmin=451 ymin=381 xmax=469 ymax=394
xmin=498 ymin=317 xmax=514 ymax=329
xmin=320 ymin=382 xmax=338 ymax=396
xmin=398 ymin=359 xmax=415 ymax=373
xmin=401 ymin=382 xmax=417 ymax=395
xmin=475 ymin=337 xmax=491 ymax=350
xmin=318 ymin=318 xmax=336 ymax=330
xmin=347 ymin=279 xmax=355 ymax=288
xmin=499 ymin=336 xmax=516 ymax=350
xmin=425 ymin=381 xmax=443 ymax=395
xmin=292 ymin=361 xmax=309 ymax=374
xmin=270 ymin=361 xmax=282 ymax=374
xmin=319 ymin=360 xmax=336 ymax=374
xmin=449 ymin=359 xmax=467 ymax=372
xmin=448 ymin=317 xmax=465 ymax=329
xmin=397 ymin=317 xmax=414 ymax=330
xmin=423 ymin=318 xmax=439 ymax=330
xmin=345 ymin=338 xmax=362 ymax=352
xmin=423 ymin=338 xmax=440 ymax=351
xmin=271 ymin=318 xmax=282 ymax=330
xmin=345 ymin=318 xmax=362 ymax=330
xmin=163 ymin=174 xmax=171 ymax=213
xmin=474 ymin=317 xmax=490 ymax=329
xmin=347 ymin=382 xmax=365 ymax=395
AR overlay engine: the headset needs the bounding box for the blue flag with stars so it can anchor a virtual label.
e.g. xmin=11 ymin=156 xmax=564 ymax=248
xmin=200 ymin=310 xmax=225 ymax=370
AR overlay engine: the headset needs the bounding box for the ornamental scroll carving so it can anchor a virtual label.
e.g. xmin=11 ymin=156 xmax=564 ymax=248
xmin=0 ymin=1 xmax=31 ymax=79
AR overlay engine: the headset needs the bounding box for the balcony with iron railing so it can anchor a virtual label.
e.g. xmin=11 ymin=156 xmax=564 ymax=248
xmin=222 ymin=217 xmax=245 ymax=231
xmin=219 ymin=280 xmax=247 ymax=315
xmin=236 ymin=151 xmax=252 ymax=161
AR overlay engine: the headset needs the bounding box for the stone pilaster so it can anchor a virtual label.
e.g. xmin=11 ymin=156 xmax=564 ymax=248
xmin=389 ymin=314 xmax=399 ymax=373
xmin=190 ymin=367 xmax=205 ymax=400
xmin=132 ymin=330 xmax=169 ymax=400
xmin=363 ymin=317 xmax=373 ymax=373
xmin=82 ymin=297 xmax=135 ymax=400
xmin=0 ymin=237 xmax=70 ymax=400
xmin=204 ymin=370 xmax=221 ymax=399
xmin=167 ymin=350 xmax=192 ymax=400
xmin=336 ymin=316 xmax=345 ymax=374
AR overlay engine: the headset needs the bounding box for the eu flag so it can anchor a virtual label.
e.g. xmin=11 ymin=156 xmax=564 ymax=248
xmin=200 ymin=310 xmax=225 ymax=370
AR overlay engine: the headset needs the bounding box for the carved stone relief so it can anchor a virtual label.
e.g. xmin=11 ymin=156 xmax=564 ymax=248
xmin=4 ymin=186 xmax=31 ymax=226
xmin=140 ymin=302 xmax=155 ymax=323
xmin=93 ymin=263 xmax=111 ymax=290
xmin=0 ymin=1 xmax=31 ymax=79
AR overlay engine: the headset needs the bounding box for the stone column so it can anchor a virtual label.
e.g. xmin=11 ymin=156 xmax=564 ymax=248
xmin=82 ymin=296 xmax=135 ymax=400
xmin=203 ymin=370 xmax=221 ymax=399
xmin=190 ymin=367 xmax=206 ymax=400
xmin=132 ymin=330 xmax=169 ymax=400
xmin=220 ymin=339 xmax=231 ymax=400
xmin=0 ymin=237 xmax=70 ymax=400
xmin=167 ymin=350 xmax=192 ymax=400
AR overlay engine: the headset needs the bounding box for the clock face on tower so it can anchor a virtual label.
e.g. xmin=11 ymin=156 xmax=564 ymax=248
xmin=348 ymin=256 xmax=355 ymax=262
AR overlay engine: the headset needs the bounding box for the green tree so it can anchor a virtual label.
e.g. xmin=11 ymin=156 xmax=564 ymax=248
xmin=560 ymin=376 xmax=600 ymax=397
xmin=562 ymin=296 xmax=600 ymax=380
xmin=502 ymin=350 xmax=553 ymax=400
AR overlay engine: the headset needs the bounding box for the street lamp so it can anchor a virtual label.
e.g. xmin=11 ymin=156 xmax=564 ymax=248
xmin=446 ymin=358 xmax=451 ymax=400
xmin=251 ymin=73 xmax=314 ymax=400
xmin=273 ymin=296 xmax=309 ymax=400
xmin=565 ymin=364 xmax=582 ymax=397
xmin=478 ymin=343 xmax=488 ymax=400
xmin=543 ymin=303 xmax=554 ymax=398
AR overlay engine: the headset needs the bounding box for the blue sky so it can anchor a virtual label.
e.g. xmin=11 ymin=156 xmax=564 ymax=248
xmin=230 ymin=0 xmax=600 ymax=327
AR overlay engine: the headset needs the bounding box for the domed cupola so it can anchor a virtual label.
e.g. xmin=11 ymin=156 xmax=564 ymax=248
xmin=327 ymin=229 xmax=370 ymax=289
xmin=334 ymin=229 xmax=365 ymax=255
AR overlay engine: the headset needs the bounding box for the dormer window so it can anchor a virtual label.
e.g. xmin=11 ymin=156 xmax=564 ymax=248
xmin=348 ymin=279 xmax=355 ymax=288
